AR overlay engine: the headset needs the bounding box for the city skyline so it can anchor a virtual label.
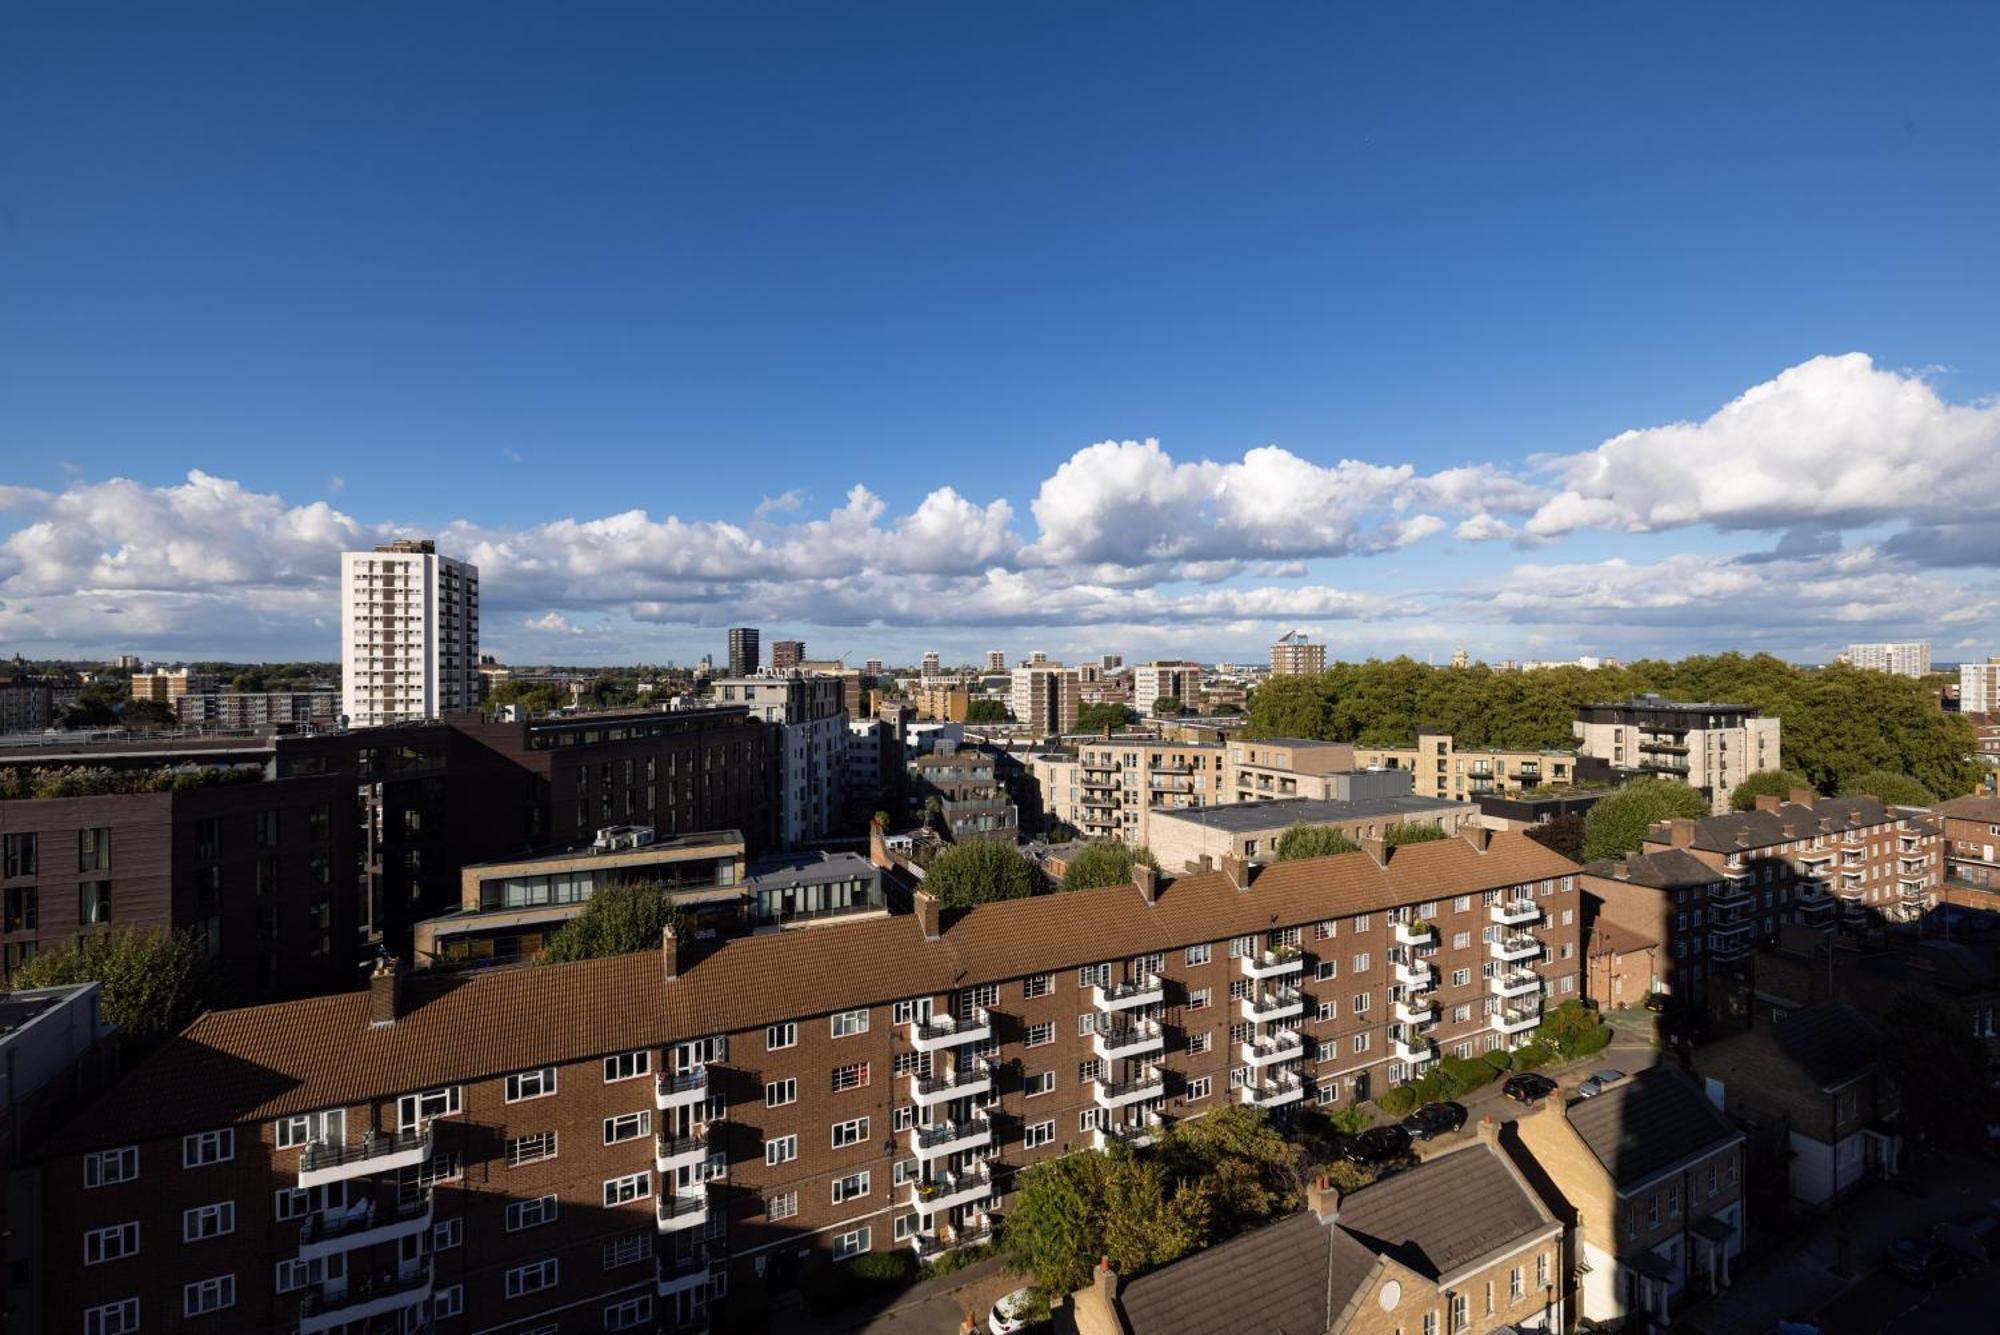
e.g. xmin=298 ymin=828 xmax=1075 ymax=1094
xmin=5 ymin=6 xmax=1999 ymax=667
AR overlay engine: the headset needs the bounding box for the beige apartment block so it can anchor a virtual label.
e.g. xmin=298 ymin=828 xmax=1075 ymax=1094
xmin=1225 ymin=737 xmax=1360 ymax=802
xmin=1132 ymin=661 xmax=1201 ymax=717
xmin=1572 ymin=695 xmax=1780 ymax=814
xmin=1353 ymin=732 xmax=1576 ymax=803
xmin=1010 ymin=664 xmax=1080 ymax=736
xmin=1268 ymin=638 xmax=1327 ymax=677
xmin=1053 ymin=741 xmax=1228 ymax=845
xmin=1148 ymin=791 xmax=1477 ymax=870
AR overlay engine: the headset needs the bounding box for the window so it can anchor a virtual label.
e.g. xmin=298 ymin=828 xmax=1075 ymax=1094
xmin=506 ymin=1067 xmax=558 ymax=1102
xmin=766 ymin=1134 xmax=799 ymax=1166
xmin=84 ymin=1222 xmax=140 ymax=1264
xmin=832 ymin=1227 xmax=872 ymax=1261
xmin=275 ymin=1108 xmax=344 ymax=1150
xmin=1510 ymin=1266 xmax=1524 ymax=1300
xmin=273 ymin=1182 xmax=344 ymax=1222
xmin=1188 ymin=986 xmax=1212 ymax=1011
xmin=1316 ymin=1000 xmax=1336 ymax=1022
xmin=396 ymin=1086 xmax=460 ymax=1130
xmin=1023 ymin=1120 xmax=1055 ymax=1149
xmin=1077 ymin=1012 xmax=1098 ymax=1035
xmin=1352 ymin=993 xmax=1371 ymax=1014
xmin=1025 ymin=1071 xmax=1055 ymax=1098
xmin=767 ymin=1021 xmax=798 ymax=1050
xmin=1451 ymin=1292 xmax=1469 ymax=1330
xmin=832 ymin=1062 xmax=870 ymax=1093
xmin=767 ymin=1190 xmax=800 ymax=1221
xmin=506 ymin=1131 xmax=558 ymax=1167
xmin=604 ymin=1111 xmax=650 ymax=1144
xmin=604 ymin=1050 xmax=651 ymax=1082
xmin=1316 ymin=960 xmax=1337 ymax=981
xmin=766 ymin=1078 xmax=798 ymax=1107
xmin=506 ymin=1194 xmax=560 ymax=1231
xmin=1025 ymin=1021 xmax=1055 ymax=1047
xmin=1353 ymin=913 xmax=1370 ymax=931
xmin=183 ymin=1274 xmax=234 ymax=1316
xmin=506 ymin=1258 xmax=559 ymax=1298
xmin=1078 ymin=1107 xmax=1104 ymax=1132
xmin=1 ymin=831 xmax=34 ymax=879
xmin=832 ymin=1170 xmax=871 ymax=1203
xmin=182 ymin=1202 xmax=235 ymax=1241
xmin=1187 ymin=1031 xmax=1212 ymax=1055
xmin=3 ymin=885 xmax=36 ymax=932
xmin=1186 ymin=1076 xmax=1213 ymax=1102
xmin=84 ymin=1298 xmax=139 ymax=1335
xmin=831 ymin=1008 xmax=870 ymax=1037
xmin=1352 ymin=1033 xmax=1371 ymax=1054
xmin=80 ymin=879 xmax=112 ymax=924
xmin=1452 ymin=968 xmax=1472 ymax=988
xmin=1185 ymin=943 xmax=1212 ymax=966
xmin=603 ymin=1172 xmax=652 ymax=1206
xmin=179 ymin=1128 xmax=233 ymax=1168
xmin=79 ymin=827 xmax=112 ymax=872
xmin=1351 ymin=952 xmax=1370 ymax=973
xmin=434 ymin=1285 xmax=465 ymax=1319
xmin=1025 ymin=972 xmax=1053 ymax=997
xmin=605 ymin=1295 xmax=653 ymax=1331
xmin=965 ymin=982 xmax=999 ymax=1009
xmin=1537 ymin=1252 xmax=1550 ymax=1288
xmin=831 ymin=1116 xmax=870 ymax=1148
xmin=84 ymin=1145 xmax=139 ymax=1189
xmin=433 ymin=1217 xmax=462 ymax=1251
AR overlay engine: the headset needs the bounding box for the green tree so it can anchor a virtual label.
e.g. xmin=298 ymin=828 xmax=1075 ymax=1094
xmin=10 ymin=929 xmax=213 ymax=1046
xmin=1075 ymin=703 xmax=1131 ymax=733
xmin=1581 ymin=779 xmax=1711 ymax=861
xmin=539 ymin=881 xmax=687 ymax=964
xmin=1383 ymin=821 xmax=1447 ymax=847
xmin=1730 ymin=768 xmax=1815 ymax=811
xmin=1153 ymin=1104 xmax=1303 ymax=1237
xmin=1001 ymin=1151 xmax=1206 ymax=1300
xmin=62 ymin=681 xmax=126 ymax=729
xmin=1150 ymin=696 xmax=1185 ymax=717
xmin=921 ymin=840 xmax=1044 ymax=908
xmin=1523 ymin=813 xmax=1587 ymax=862
xmin=1839 ymin=770 xmax=1936 ymax=807
xmin=1533 ymin=999 xmax=1604 ymax=1059
xmin=486 ymin=679 xmax=565 ymax=715
xmin=1275 ymin=824 xmax=1360 ymax=861
xmin=230 ymin=669 xmax=269 ymax=693
xmin=964 ymin=698 xmax=1011 ymax=723
xmin=1878 ymin=991 xmax=1991 ymax=1150
xmin=1062 ymin=842 xmax=1160 ymax=891
xmin=122 ymin=700 xmax=178 ymax=730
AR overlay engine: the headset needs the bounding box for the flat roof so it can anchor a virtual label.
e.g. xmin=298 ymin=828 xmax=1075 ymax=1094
xmin=1582 ymin=695 xmax=1756 ymax=713
xmin=1237 ymin=736 xmax=1350 ymax=749
xmin=1151 ymin=794 xmax=1471 ymax=833
xmin=746 ymin=851 xmax=878 ymax=890
xmin=463 ymin=829 xmax=744 ymax=873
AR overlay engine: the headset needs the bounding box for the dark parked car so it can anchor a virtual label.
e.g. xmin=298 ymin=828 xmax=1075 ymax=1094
xmin=1643 ymin=992 xmax=1672 ymax=1013
xmin=1935 ymin=1211 xmax=2000 ymax=1264
xmin=1503 ymin=1072 xmax=1558 ymax=1104
xmin=1401 ymin=1101 xmax=1468 ymax=1140
xmin=1341 ymin=1125 xmax=1414 ymax=1166
xmin=1884 ymin=1236 xmax=1960 ymax=1286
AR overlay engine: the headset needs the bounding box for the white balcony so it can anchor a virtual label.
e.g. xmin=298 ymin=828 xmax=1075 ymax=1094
xmin=1094 ymin=974 xmax=1166 ymax=1011
xmin=1093 ymin=1115 xmax=1162 ymax=1152
xmin=656 ymin=1067 xmax=708 ymax=1111
xmin=1238 ymin=986 xmax=1304 ymax=1024
xmin=913 ymin=1163 xmax=992 ymax=1216
xmin=1394 ymin=997 xmax=1436 ymax=1025
xmin=908 ymin=1114 xmax=993 ymax=1162
xmin=1093 ymin=1065 xmax=1166 ymax=1108
xmin=1395 ymin=959 xmax=1436 ymax=991
xmin=913 ymin=1216 xmax=994 ymax=1263
xmin=1488 ymin=933 xmax=1542 ymax=962
xmin=1486 ymin=968 xmax=1540 ymax=998
xmin=1490 ymin=899 xmax=1540 ymax=926
xmin=1393 ymin=920 xmax=1435 ymax=947
xmin=1491 ymin=1005 xmax=1541 ymax=1035
xmin=909 ymin=1059 xmax=994 ymax=1108
xmin=1239 ymin=1070 xmax=1305 ymax=1109
xmin=1394 ymin=1035 xmax=1435 ymax=1064
xmin=1899 ymin=879 xmax=1931 ymax=901
xmin=655 ymin=1126 xmax=712 ymax=1175
xmin=298 ymin=1265 xmax=433 ymax=1335
xmin=1794 ymin=891 xmax=1837 ymax=921
xmin=1899 ymin=856 xmax=1929 ymax=874
xmin=656 ymin=1187 xmax=710 ymax=1234
xmin=297 ymin=1192 xmax=432 ymax=1264
xmin=1093 ymin=1017 xmax=1166 ymax=1061
xmin=909 ymin=1007 xmax=993 ymax=1053
xmin=297 ymin=1126 xmax=432 ymax=1190
xmin=1239 ymin=1028 xmax=1305 ymax=1067
xmin=1239 ymin=947 xmax=1305 ymax=979
xmin=1797 ymin=847 xmax=1836 ymax=866
xmin=657 ymin=1249 xmax=712 ymax=1298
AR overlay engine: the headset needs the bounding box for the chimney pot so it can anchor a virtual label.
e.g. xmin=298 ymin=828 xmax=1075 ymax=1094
xmin=1307 ymin=1175 xmax=1341 ymax=1223
xmin=368 ymin=956 xmax=404 ymax=1028
xmin=915 ymin=890 xmax=942 ymax=942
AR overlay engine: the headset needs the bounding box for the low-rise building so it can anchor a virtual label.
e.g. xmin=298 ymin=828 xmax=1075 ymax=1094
xmin=1071 ymin=1136 xmax=1564 ymax=1335
xmin=1353 ymin=731 xmax=1578 ymax=804
xmin=1579 ymin=848 xmax=1744 ymax=1008
xmin=1572 ymin=695 xmax=1781 ymax=814
xmin=1936 ymin=793 xmax=2000 ymax=895
xmin=1223 ymin=737 xmax=1359 ymax=803
xmin=1506 ymin=1069 xmax=1745 ymax=1330
xmin=1146 ymin=782 xmax=1476 ymax=871
xmin=1582 ymin=919 xmax=1662 ymax=1013
xmin=172 ymin=689 xmax=340 ymax=730
xmin=910 ymin=749 xmax=1018 ymax=844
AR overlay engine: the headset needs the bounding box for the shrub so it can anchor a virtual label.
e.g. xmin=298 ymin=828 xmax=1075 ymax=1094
xmin=1062 ymin=841 xmax=1160 ymax=891
xmin=1275 ymin=824 xmax=1361 ymax=861
xmin=925 ymin=1240 xmax=996 ymax=1277
xmin=1510 ymin=1041 xmax=1556 ymax=1071
xmin=1438 ymin=1055 xmax=1497 ymax=1096
xmin=1326 ymin=1103 xmax=1373 ymax=1135
xmin=1376 ymin=1085 xmax=1418 ymax=1117
xmin=1573 ymin=1025 xmax=1613 ymax=1057
xmin=1483 ymin=1048 xmax=1515 ymax=1072
xmin=1383 ymin=821 xmax=1448 ymax=847
xmin=923 ymin=840 xmax=1045 ymax=907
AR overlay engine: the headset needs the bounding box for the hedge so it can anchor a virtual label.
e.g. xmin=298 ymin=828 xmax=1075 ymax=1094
xmin=1572 ymin=1025 xmax=1613 ymax=1057
xmin=1376 ymin=1085 xmax=1419 ymax=1117
xmin=1483 ymin=1049 xmax=1514 ymax=1072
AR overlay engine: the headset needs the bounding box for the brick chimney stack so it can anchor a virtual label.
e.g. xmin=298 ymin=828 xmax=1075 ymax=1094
xmin=1665 ymin=818 xmax=1696 ymax=848
xmin=1132 ymin=863 xmax=1159 ymax=907
xmin=1459 ymin=824 xmax=1493 ymax=853
xmin=368 ymin=956 xmax=403 ymax=1028
xmin=1754 ymin=793 xmax=1782 ymax=813
xmin=1787 ymin=787 xmax=1817 ymax=806
xmin=1220 ymin=853 xmax=1249 ymax=892
xmin=1360 ymin=836 xmax=1388 ymax=867
xmin=1307 ymin=1175 xmax=1340 ymax=1224
xmin=663 ymin=920 xmax=689 ymax=983
xmin=915 ymin=889 xmax=942 ymax=942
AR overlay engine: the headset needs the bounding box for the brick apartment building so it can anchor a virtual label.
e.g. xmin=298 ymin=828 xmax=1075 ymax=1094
xmin=38 ymin=831 xmax=1580 ymax=1334
xmin=1936 ymin=793 xmax=2000 ymax=895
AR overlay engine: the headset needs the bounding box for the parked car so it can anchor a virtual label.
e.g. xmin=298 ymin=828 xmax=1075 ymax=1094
xmin=989 ymin=1287 xmax=1047 ymax=1335
xmin=1502 ymin=1072 xmax=1558 ymax=1104
xmin=1643 ymin=992 xmax=1672 ymax=1012
xmin=1576 ymin=1069 xmax=1627 ymax=1099
xmin=1884 ymin=1236 xmax=1960 ymax=1287
xmin=1400 ymin=1101 xmax=1468 ymax=1140
xmin=1341 ymin=1125 xmax=1414 ymax=1165
xmin=1935 ymin=1211 xmax=2000 ymax=1264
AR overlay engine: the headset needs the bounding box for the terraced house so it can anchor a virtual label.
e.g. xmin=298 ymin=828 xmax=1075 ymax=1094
xmin=37 ymin=831 xmax=1579 ymax=1334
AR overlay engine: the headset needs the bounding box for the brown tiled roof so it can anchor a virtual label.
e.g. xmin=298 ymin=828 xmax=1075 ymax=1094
xmin=1586 ymin=920 xmax=1658 ymax=955
xmin=1937 ymin=794 xmax=2000 ymax=822
xmin=47 ymin=833 xmax=1578 ymax=1155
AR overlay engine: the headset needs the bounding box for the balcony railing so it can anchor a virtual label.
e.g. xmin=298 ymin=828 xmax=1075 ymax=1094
xmin=1394 ymin=997 xmax=1436 ymax=1024
xmin=1093 ymin=1017 xmax=1165 ymax=1060
xmin=913 ymin=1164 xmax=994 ymax=1216
xmin=1094 ymin=1065 xmax=1166 ymax=1108
xmin=909 ymin=1007 xmax=993 ymax=1053
xmin=1393 ymin=920 xmax=1435 ymax=947
xmin=1394 ymin=1035 xmax=1435 ymax=1063
xmin=1239 ymin=1070 xmax=1305 ymax=1109
xmin=1093 ymin=974 xmax=1166 ymax=1011
xmin=298 ymin=1265 xmax=433 ymax=1335
xmin=656 ymin=1067 xmax=708 ymax=1110
xmin=909 ymin=1114 xmax=993 ymax=1161
xmin=1239 ymin=1028 xmax=1305 ymax=1067
xmin=655 ymin=1127 xmax=712 ymax=1173
xmin=910 ymin=1059 xmax=995 ymax=1107
xmin=656 ymin=1189 xmax=710 ymax=1234
xmin=1093 ymin=1115 xmax=1163 ymax=1152
xmin=1239 ymin=946 xmax=1304 ymax=979
xmin=297 ymin=1191 xmax=432 ymax=1262
xmin=1238 ymin=986 xmax=1304 ymax=1023
xmin=1395 ymin=959 xmax=1436 ymax=991
xmin=657 ymin=1249 xmax=712 ymax=1298
xmin=1491 ymin=1006 xmax=1541 ymax=1035
xmin=1488 ymin=933 xmax=1542 ymax=962
xmin=1487 ymin=969 xmax=1539 ymax=998
xmin=297 ymin=1127 xmax=432 ymax=1189
xmin=1489 ymin=899 xmax=1540 ymax=926
xmin=913 ymin=1217 xmax=994 ymax=1263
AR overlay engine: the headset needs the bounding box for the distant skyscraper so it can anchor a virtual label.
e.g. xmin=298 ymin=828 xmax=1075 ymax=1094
xmin=727 ymin=627 xmax=761 ymax=677
xmin=985 ymin=650 xmax=1006 ymax=672
xmin=921 ymin=651 xmax=942 ymax=677
xmin=1270 ymin=638 xmax=1327 ymax=676
xmin=1960 ymin=657 xmax=2000 ymax=714
xmin=771 ymin=639 xmax=806 ymax=670
xmin=1840 ymin=641 xmax=1930 ymax=677
xmin=1099 ymin=654 xmax=1121 ymax=671
xmin=340 ymin=538 xmax=479 ymax=726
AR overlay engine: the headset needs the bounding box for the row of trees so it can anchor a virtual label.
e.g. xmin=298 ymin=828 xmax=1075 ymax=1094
xmin=919 ymin=840 xmax=1168 ymax=908
xmin=1245 ymin=654 xmax=1980 ymax=799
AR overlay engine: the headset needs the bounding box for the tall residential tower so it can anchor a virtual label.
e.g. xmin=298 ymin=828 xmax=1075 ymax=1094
xmin=339 ymin=539 xmax=479 ymax=727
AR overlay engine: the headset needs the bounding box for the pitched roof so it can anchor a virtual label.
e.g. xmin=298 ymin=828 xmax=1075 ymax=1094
xmin=1336 ymin=1141 xmax=1557 ymax=1280
xmin=1564 ymin=1068 xmax=1741 ymax=1189
xmin=1771 ymin=1000 xmax=1880 ymax=1086
xmin=1114 ymin=1210 xmax=1377 ymax=1335
xmin=1642 ymin=795 xmax=1895 ymax=854
xmin=1583 ymin=847 xmax=1725 ymax=890
xmin=46 ymin=832 xmax=1579 ymax=1155
xmin=1936 ymin=794 xmax=2000 ymax=822
xmin=1586 ymin=919 xmax=1659 ymax=955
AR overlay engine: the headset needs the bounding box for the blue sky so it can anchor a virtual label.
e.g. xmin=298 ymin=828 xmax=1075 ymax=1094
xmin=4 ymin=3 xmax=2000 ymax=667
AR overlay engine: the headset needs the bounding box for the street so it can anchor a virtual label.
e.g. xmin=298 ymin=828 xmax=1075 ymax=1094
xmin=1815 ymin=1263 xmax=2000 ymax=1335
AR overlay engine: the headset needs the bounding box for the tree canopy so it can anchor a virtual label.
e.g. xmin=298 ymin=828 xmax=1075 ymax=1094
xmin=920 ymin=840 xmax=1044 ymax=907
xmin=539 ymin=881 xmax=686 ymax=964
xmin=1075 ymin=703 xmax=1131 ymax=733
xmin=1243 ymin=654 xmax=1981 ymax=799
xmin=1383 ymin=821 xmax=1447 ymax=848
xmin=1839 ymin=770 xmax=1936 ymax=808
xmin=1150 ymin=697 xmax=1187 ymax=717
xmin=486 ymin=678 xmax=567 ymax=716
xmin=1730 ymin=768 xmax=1813 ymax=811
xmin=964 ymin=698 xmax=1010 ymax=723
xmin=1062 ymin=842 xmax=1161 ymax=891
xmin=1275 ymin=824 xmax=1360 ymax=861
xmin=1522 ymin=812 xmax=1586 ymax=862
xmin=1581 ymin=778 xmax=1711 ymax=861
xmin=1878 ymin=990 xmax=1991 ymax=1151
xmin=10 ymin=929 xmax=214 ymax=1046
